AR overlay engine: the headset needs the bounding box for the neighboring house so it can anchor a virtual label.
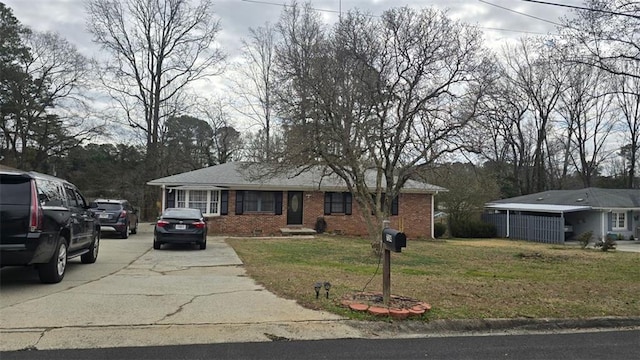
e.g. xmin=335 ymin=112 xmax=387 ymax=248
xmin=147 ymin=162 xmax=445 ymax=239
xmin=434 ymin=211 xmax=448 ymax=224
xmin=483 ymin=188 xmax=640 ymax=244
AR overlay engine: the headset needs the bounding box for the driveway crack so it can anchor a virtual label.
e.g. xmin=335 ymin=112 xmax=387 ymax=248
xmin=158 ymin=294 xmax=204 ymax=321
xmin=157 ymin=288 xmax=259 ymax=323
xmin=15 ymin=327 xmax=52 ymax=352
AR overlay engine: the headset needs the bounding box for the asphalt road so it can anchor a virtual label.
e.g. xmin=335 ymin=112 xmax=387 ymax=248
xmin=2 ymin=330 xmax=639 ymax=360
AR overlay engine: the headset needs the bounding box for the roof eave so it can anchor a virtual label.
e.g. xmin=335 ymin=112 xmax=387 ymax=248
xmin=591 ymin=207 xmax=640 ymax=211
xmin=485 ymin=203 xmax=593 ymax=213
xmin=148 ymin=182 xmax=442 ymax=194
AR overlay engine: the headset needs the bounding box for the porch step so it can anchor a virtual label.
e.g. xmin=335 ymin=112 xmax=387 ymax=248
xmin=280 ymin=227 xmax=317 ymax=236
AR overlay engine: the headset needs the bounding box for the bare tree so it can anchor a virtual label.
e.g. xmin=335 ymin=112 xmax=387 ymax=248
xmin=560 ymin=0 xmax=640 ymax=188
xmin=274 ymin=3 xmax=487 ymax=248
xmin=562 ymin=0 xmax=640 ymax=79
xmin=231 ymin=23 xmax=278 ymax=160
xmin=555 ymin=59 xmax=617 ymax=187
xmin=613 ymin=63 xmax=640 ymax=188
xmin=501 ymin=38 xmax=567 ymax=192
xmin=474 ymin=61 xmax=534 ymax=196
xmin=86 ymin=0 xmax=224 ymax=216
xmin=475 ymin=38 xmax=567 ymax=196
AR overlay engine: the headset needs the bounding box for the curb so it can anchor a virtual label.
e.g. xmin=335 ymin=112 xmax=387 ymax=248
xmin=347 ymin=316 xmax=640 ymax=337
xmin=2 ymin=318 xmax=638 ymax=351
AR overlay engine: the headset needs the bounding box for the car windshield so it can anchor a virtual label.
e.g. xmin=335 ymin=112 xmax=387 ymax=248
xmin=163 ymin=208 xmax=201 ymax=219
xmin=95 ymin=203 xmax=123 ymax=211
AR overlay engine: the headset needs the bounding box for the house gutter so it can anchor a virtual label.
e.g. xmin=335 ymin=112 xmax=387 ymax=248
xmin=431 ymin=192 xmax=436 ymax=238
xmin=161 ymin=185 xmax=166 ymax=213
xmin=601 ymin=211 xmax=607 ymax=240
xmin=560 ymin=211 xmax=565 ymax=242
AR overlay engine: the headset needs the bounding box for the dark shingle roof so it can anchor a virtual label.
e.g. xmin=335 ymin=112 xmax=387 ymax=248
xmin=147 ymin=162 xmax=445 ymax=193
xmin=490 ymin=188 xmax=640 ymax=209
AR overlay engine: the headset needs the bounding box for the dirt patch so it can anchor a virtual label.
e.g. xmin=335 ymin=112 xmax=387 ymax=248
xmin=515 ymin=252 xmax=570 ymax=262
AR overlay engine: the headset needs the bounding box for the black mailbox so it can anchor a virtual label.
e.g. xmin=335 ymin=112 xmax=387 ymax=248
xmin=382 ymin=228 xmax=406 ymax=253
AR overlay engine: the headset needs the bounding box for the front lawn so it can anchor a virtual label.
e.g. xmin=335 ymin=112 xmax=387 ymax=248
xmin=226 ymin=236 xmax=640 ymax=320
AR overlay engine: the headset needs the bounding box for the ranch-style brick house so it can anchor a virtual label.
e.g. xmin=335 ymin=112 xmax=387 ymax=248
xmin=483 ymin=188 xmax=640 ymax=244
xmin=147 ymin=162 xmax=445 ymax=239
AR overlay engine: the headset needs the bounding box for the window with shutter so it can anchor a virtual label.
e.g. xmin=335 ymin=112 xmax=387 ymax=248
xmin=324 ymin=192 xmax=352 ymax=215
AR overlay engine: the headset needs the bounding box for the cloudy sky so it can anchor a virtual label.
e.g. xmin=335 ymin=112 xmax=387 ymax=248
xmin=5 ymin=0 xmax=582 ymax=59
xmin=2 ymin=0 xmax=585 ymax=136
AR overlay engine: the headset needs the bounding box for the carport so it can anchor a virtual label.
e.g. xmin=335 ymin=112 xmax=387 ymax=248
xmin=482 ymin=203 xmax=591 ymax=244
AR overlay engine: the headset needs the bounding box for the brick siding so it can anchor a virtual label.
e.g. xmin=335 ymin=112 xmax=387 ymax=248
xmin=206 ymin=190 xmax=433 ymax=239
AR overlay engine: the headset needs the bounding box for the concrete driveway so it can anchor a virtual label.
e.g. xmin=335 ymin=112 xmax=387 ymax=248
xmin=0 ymin=225 xmax=362 ymax=351
xmin=615 ymin=240 xmax=640 ymax=253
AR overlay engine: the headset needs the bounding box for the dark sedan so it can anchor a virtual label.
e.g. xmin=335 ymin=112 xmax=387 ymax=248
xmin=153 ymin=208 xmax=207 ymax=250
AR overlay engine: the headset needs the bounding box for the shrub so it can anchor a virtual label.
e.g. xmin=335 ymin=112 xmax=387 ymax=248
xmin=594 ymin=234 xmax=617 ymax=252
xmin=577 ymin=231 xmax=593 ymax=249
xmin=434 ymin=222 xmax=446 ymax=238
xmin=449 ymin=219 xmax=496 ymax=238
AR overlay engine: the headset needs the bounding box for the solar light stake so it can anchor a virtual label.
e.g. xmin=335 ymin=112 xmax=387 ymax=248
xmin=324 ymin=282 xmax=331 ymax=299
xmin=314 ymin=282 xmax=322 ymax=299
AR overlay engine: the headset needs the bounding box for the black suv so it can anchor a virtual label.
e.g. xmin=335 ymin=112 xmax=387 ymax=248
xmin=0 ymin=170 xmax=100 ymax=283
xmin=90 ymin=199 xmax=139 ymax=238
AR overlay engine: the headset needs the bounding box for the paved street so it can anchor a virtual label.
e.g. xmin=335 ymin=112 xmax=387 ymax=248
xmin=0 ymin=225 xmax=360 ymax=351
xmin=3 ymin=330 xmax=640 ymax=360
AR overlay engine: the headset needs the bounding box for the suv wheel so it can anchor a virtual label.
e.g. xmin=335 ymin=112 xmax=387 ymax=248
xmin=121 ymin=223 xmax=129 ymax=239
xmin=131 ymin=221 xmax=138 ymax=235
xmin=81 ymin=231 xmax=100 ymax=264
xmin=38 ymin=239 xmax=67 ymax=283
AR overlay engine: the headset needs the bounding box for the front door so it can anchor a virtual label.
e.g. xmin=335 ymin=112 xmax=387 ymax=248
xmin=287 ymin=191 xmax=303 ymax=225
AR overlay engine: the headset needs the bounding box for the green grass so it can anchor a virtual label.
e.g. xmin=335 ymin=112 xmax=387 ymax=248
xmin=226 ymin=236 xmax=640 ymax=320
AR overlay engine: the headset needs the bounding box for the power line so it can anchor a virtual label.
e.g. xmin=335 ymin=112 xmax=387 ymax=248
xmin=480 ymin=26 xmax=547 ymax=35
xmin=240 ymin=0 xmax=342 ymax=15
xmin=521 ymin=0 xmax=640 ymax=20
xmin=477 ymin=0 xmax=564 ymax=28
xmin=242 ymin=0 xmax=554 ymax=36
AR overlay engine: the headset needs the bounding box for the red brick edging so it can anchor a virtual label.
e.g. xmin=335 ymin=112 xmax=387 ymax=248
xmin=341 ymin=293 xmax=431 ymax=319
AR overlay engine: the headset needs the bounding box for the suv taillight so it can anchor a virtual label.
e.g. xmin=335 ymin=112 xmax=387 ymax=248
xmin=119 ymin=210 xmax=127 ymax=218
xmin=29 ymin=181 xmax=43 ymax=231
